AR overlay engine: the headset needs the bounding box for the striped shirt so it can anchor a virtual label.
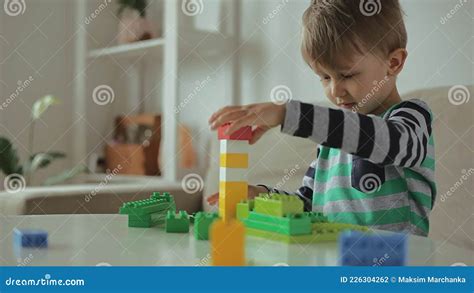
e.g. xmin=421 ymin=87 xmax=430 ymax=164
xmin=266 ymin=98 xmax=436 ymax=236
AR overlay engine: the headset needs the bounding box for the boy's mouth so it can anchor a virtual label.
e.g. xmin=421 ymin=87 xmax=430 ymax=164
xmin=338 ymin=102 xmax=356 ymax=109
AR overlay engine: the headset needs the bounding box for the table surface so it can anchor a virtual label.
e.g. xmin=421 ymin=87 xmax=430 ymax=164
xmin=0 ymin=214 xmax=471 ymax=266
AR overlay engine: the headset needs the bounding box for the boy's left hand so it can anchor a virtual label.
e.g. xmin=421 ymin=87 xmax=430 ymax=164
xmin=208 ymin=102 xmax=286 ymax=144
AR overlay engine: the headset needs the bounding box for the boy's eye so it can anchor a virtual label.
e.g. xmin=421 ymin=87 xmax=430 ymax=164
xmin=320 ymin=75 xmax=331 ymax=81
xmin=341 ymin=73 xmax=356 ymax=79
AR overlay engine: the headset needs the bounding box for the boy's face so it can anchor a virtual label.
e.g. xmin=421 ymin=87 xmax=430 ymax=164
xmin=309 ymin=52 xmax=396 ymax=115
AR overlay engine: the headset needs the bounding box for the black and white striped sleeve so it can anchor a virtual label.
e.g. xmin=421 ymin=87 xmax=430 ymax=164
xmin=258 ymin=157 xmax=318 ymax=212
xmin=281 ymin=99 xmax=432 ymax=168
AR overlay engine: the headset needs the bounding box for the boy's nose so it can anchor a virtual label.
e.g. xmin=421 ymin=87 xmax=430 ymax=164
xmin=330 ymin=81 xmax=346 ymax=98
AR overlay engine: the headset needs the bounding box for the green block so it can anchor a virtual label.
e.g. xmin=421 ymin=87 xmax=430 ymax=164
xmin=246 ymin=222 xmax=370 ymax=243
xmin=243 ymin=212 xmax=311 ymax=235
xmin=236 ymin=199 xmax=254 ymax=220
xmin=128 ymin=211 xmax=168 ymax=227
xmin=119 ymin=192 xmax=176 ymax=228
xmin=254 ymin=193 xmax=303 ymax=217
xmin=194 ymin=212 xmax=219 ymax=240
xmin=304 ymin=212 xmax=329 ymax=223
xmin=165 ymin=210 xmax=190 ymax=233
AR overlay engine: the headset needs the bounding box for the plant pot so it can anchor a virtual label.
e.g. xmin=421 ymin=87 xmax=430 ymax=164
xmin=117 ymin=8 xmax=155 ymax=44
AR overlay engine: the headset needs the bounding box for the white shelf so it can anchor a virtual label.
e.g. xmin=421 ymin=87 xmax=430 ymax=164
xmin=88 ymin=32 xmax=234 ymax=60
xmin=74 ymin=0 xmax=240 ymax=183
xmin=88 ymin=38 xmax=165 ymax=59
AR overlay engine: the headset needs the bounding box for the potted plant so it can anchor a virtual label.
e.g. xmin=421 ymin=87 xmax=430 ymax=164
xmin=0 ymin=95 xmax=85 ymax=191
xmin=117 ymin=0 xmax=156 ymax=44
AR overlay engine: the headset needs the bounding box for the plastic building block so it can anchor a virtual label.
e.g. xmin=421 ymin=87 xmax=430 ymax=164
xmin=127 ymin=213 xmax=168 ymax=227
xmin=218 ymin=124 xmax=252 ymax=141
xmin=151 ymin=191 xmax=175 ymax=201
xmin=119 ymin=192 xmax=176 ymax=228
xmin=219 ymin=181 xmax=248 ymax=195
xmin=236 ymin=200 xmax=254 ymax=220
xmin=304 ymin=212 xmax=329 ymax=223
xmin=13 ymin=229 xmax=48 ymax=248
xmin=219 ymin=195 xmax=248 ymax=223
xmin=211 ymin=219 xmax=245 ymax=266
xmin=219 ymin=181 xmax=248 ymax=222
xmin=219 ymin=140 xmax=249 ymax=154
xmin=165 ymin=210 xmax=190 ymax=233
xmin=219 ymin=167 xmax=247 ymax=182
xmin=254 ymin=193 xmax=303 ymax=217
xmin=194 ymin=212 xmax=219 ymax=240
xmin=243 ymin=212 xmax=311 ymax=235
xmin=246 ymin=222 xmax=370 ymax=244
xmin=219 ymin=153 xmax=248 ymax=168
xmin=339 ymin=231 xmax=407 ymax=266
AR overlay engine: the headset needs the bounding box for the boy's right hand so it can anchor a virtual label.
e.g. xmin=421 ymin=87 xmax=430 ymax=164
xmin=206 ymin=185 xmax=268 ymax=206
xmin=208 ymin=102 xmax=286 ymax=144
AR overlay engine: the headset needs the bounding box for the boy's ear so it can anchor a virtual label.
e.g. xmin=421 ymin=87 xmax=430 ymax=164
xmin=387 ymin=48 xmax=408 ymax=76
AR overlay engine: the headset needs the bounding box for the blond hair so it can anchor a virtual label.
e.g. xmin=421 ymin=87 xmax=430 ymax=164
xmin=302 ymin=0 xmax=407 ymax=68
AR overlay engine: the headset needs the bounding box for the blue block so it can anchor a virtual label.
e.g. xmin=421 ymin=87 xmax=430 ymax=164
xmin=13 ymin=229 xmax=48 ymax=248
xmin=339 ymin=231 xmax=407 ymax=266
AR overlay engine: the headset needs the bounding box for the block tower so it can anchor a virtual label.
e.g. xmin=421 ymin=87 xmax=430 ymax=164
xmin=217 ymin=123 xmax=252 ymax=221
xmin=211 ymin=123 xmax=252 ymax=266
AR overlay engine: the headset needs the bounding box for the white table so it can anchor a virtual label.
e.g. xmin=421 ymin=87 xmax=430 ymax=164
xmin=0 ymin=215 xmax=471 ymax=266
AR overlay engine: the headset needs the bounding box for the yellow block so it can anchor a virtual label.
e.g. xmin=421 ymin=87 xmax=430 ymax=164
xmin=219 ymin=192 xmax=247 ymax=222
xmin=219 ymin=181 xmax=248 ymax=222
xmin=220 ymin=153 xmax=248 ymax=168
xmin=219 ymin=181 xmax=248 ymax=196
xmin=211 ymin=219 xmax=245 ymax=266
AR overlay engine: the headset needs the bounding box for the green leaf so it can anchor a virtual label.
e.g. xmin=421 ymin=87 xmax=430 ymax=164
xmin=43 ymin=165 xmax=87 ymax=186
xmin=31 ymin=95 xmax=60 ymax=120
xmin=24 ymin=151 xmax=66 ymax=174
xmin=0 ymin=137 xmax=22 ymax=175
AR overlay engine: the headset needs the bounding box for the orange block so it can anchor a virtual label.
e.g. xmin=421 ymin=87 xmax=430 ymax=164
xmin=211 ymin=219 xmax=245 ymax=266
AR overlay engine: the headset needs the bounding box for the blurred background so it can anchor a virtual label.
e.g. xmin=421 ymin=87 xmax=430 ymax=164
xmin=0 ymin=0 xmax=472 ymax=249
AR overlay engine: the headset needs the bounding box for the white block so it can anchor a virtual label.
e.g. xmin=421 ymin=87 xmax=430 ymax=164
xmin=219 ymin=167 xmax=248 ymax=182
xmin=220 ymin=140 xmax=249 ymax=154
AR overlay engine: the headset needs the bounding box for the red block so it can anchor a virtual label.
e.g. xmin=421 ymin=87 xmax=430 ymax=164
xmin=218 ymin=124 xmax=252 ymax=141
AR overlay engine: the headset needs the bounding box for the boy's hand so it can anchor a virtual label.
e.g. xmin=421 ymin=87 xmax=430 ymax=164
xmin=206 ymin=185 xmax=268 ymax=206
xmin=208 ymin=102 xmax=286 ymax=144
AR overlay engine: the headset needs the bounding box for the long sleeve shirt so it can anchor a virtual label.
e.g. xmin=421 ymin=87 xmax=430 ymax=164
xmin=265 ymin=98 xmax=436 ymax=236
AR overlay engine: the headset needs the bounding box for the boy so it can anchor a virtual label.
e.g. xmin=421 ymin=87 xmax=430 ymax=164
xmin=208 ymin=0 xmax=436 ymax=236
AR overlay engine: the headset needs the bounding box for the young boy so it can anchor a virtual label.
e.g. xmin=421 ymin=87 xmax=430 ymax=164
xmin=208 ymin=0 xmax=436 ymax=236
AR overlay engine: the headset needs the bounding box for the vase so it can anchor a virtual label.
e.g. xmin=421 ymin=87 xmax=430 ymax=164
xmin=117 ymin=8 xmax=156 ymax=44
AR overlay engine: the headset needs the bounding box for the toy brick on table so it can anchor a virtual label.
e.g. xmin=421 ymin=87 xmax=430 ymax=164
xmin=243 ymin=212 xmax=312 ymax=236
xmin=219 ymin=153 xmax=248 ymax=168
xmin=236 ymin=200 xmax=254 ymax=221
xmin=13 ymin=228 xmax=48 ymax=248
xmin=339 ymin=231 xmax=407 ymax=266
xmin=254 ymin=193 xmax=304 ymax=217
xmin=219 ymin=167 xmax=248 ymax=182
xmin=119 ymin=192 xmax=176 ymax=228
xmin=246 ymin=222 xmax=370 ymax=244
xmin=165 ymin=210 xmax=190 ymax=233
xmin=194 ymin=212 xmax=219 ymax=240
xmin=211 ymin=219 xmax=245 ymax=266
xmin=304 ymin=212 xmax=329 ymax=223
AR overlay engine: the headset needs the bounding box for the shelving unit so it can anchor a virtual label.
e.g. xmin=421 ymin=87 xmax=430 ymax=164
xmin=72 ymin=0 xmax=241 ymax=183
xmin=88 ymin=38 xmax=166 ymax=59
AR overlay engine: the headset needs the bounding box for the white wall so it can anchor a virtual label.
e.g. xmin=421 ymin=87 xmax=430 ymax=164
xmin=237 ymin=0 xmax=473 ymax=106
xmin=0 ymin=0 xmax=472 ymax=184
xmin=0 ymin=0 xmax=75 ymax=185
